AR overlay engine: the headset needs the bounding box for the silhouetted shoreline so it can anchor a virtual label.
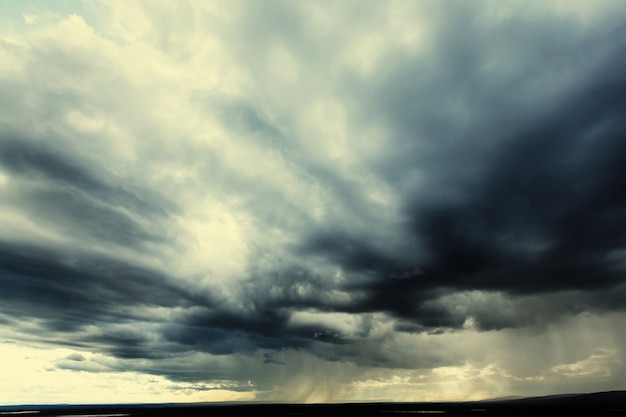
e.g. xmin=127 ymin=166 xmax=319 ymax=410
xmin=1 ymin=391 xmax=625 ymax=416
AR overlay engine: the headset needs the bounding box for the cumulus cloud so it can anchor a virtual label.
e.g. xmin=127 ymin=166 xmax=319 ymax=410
xmin=1 ymin=0 xmax=626 ymax=404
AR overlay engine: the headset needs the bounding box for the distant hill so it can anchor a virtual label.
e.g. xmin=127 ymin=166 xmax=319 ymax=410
xmin=480 ymin=390 xmax=626 ymax=408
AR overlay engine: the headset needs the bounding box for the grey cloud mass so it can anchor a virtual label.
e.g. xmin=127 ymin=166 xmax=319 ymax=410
xmin=1 ymin=0 xmax=626 ymax=404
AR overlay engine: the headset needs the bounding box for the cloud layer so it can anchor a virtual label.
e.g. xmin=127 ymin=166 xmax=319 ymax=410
xmin=1 ymin=0 xmax=626 ymax=404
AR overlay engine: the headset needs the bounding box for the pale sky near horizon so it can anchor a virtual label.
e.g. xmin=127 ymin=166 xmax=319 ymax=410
xmin=2 ymin=0 xmax=626 ymax=405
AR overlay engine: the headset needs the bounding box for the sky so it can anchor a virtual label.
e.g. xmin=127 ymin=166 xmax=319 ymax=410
xmin=1 ymin=0 xmax=626 ymax=405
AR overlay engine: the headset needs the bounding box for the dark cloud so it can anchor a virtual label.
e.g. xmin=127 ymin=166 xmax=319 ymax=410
xmin=0 ymin=134 xmax=104 ymax=190
xmin=0 ymin=134 xmax=174 ymax=249
xmin=408 ymin=52 xmax=626 ymax=291
xmin=0 ymin=241 xmax=194 ymax=331
xmin=298 ymin=229 xmax=407 ymax=274
xmin=285 ymin=8 xmax=626 ymax=334
xmin=0 ymin=240 xmax=358 ymax=365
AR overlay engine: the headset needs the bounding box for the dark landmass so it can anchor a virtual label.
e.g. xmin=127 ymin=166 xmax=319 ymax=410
xmin=1 ymin=391 xmax=625 ymax=416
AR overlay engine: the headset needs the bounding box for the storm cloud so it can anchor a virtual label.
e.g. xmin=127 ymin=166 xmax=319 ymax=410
xmin=1 ymin=0 xmax=626 ymax=404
